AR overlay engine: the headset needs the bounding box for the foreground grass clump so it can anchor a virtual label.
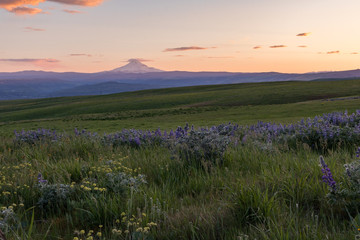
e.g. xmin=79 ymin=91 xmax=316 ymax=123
xmin=2 ymin=111 xmax=360 ymax=239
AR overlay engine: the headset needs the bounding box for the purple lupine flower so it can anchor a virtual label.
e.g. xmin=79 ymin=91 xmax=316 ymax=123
xmin=356 ymin=147 xmax=360 ymax=158
xmin=37 ymin=173 xmax=48 ymax=184
xmin=133 ymin=137 xmax=141 ymax=146
xmin=319 ymin=156 xmax=336 ymax=192
xmin=155 ymin=128 xmax=161 ymax=137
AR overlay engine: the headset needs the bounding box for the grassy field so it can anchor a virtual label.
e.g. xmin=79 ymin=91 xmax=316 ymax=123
xmin=1 ymin=79 xmax=360 ymax=239
xmin=1 ymin=79 xmax=360 ymax=135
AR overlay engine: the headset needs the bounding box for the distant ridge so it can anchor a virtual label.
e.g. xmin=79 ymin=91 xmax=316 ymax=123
xmin=1 ymin=65 xmax=360 ymax=100
xmin=109 ymin=59 xmax=164 ymax=73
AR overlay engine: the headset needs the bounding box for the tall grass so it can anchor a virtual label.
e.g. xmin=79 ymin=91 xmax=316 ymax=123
xmin=0 ymin=129 xmax=359 ymax=239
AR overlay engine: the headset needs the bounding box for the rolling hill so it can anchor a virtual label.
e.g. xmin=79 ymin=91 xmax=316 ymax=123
xmin=1 ymin=59 xmax=360 ymax=100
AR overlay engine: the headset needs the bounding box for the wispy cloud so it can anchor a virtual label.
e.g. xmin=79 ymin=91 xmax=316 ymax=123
xmin=269 ymin=45 xmax=287 ymax=48
xmin=163 ymin=46 xmax=215 ymax=52
xmin=0 ymin=0 xmax=104 ymax=15
xmin=296 ymin=32 xmax=311 ymax=37
xmin=206 ymin=56 xmax=234 ymax=59
xmin=351 ymin=52 xmax=358 ymax=54
xmin=327 ymin=50 xmax=340 ymax=54
xmin=10 ymin=6 xmax=43 ymax=15
xmin=49 ymin=0 xmax=103 ymax=6
xmin=69 ymin=53 xmax=92 ymax=57
xmin=63 ymin=9 xmax=82 ymax=14
xmin=127 ymin=58 xmax=153 ymax=62
xmin=298 ymin=45 xmax=307 ymax=48
xmin=0 ymin=58 xmax=60 ymax=68
xmin=253 ymin=46 xmax=262 ymax=50
xmin=25 ymin=27 xmax=45 ymax=32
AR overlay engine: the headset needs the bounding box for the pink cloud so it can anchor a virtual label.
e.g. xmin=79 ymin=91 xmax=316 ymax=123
xmin=0 ymin=0 xmax=104 ymax=15
xmin=25 ymin=26 xmax=45 ymax=31
xmin=49 ymin=0 xmax=103 ymax=6
xmin=327 ymin=50 xmax=340 ymax=54
xmin=10 ymin=6 xmax=43 ymax=15
xmin=126 ymin=58 xmax=153 ymax=62
xmin=351 ymin=52 xmax=358 ymax=55
xmin=0 ymin=58 xmax=60 ymax=68
xmin=298 ymin=45 xmax=307 ymax=48
xmin=63 ymin=9 xmax=81 ymax=13
xmin=269 ymin=45 xmax=287 ymax=48
xmin=163 ymin=46 xmax=215 ymax=52
xmin=69 ymin=53 xmax=92 ymax=57
xmin=0 ymin=0 xmax=44 ymax=10
xmin=253 ymin=46 xmax=261 ymax=50
xmin=296 ymin=32 xmax=311 ymax=37
xmin=206 ymin=56 xmax=234 ymax=59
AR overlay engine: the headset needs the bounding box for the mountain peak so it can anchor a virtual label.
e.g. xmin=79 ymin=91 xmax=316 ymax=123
xmin=110 ymin=59 xmax=164 ymax=73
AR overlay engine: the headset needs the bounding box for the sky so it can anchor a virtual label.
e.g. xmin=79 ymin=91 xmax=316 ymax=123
xmin=0 ymin=0 xmax=360 ymax=73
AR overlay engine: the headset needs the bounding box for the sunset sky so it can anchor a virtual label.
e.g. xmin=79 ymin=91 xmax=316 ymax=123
xmin=1 ymin=0 xmax=359 ymax=73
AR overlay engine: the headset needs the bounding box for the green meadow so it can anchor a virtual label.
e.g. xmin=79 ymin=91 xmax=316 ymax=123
xmin=1 ymin=79 xmax=360 ymax=134
xmin=1 ymin=79 xmax=360 ymax=239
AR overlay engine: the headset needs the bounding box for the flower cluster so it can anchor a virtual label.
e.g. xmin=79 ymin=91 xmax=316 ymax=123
xmin=319 ymin=156 xmax=336 ymax=192
xmin=79 ymin=180 xmax=107 ymax=193
xmin=86 ymin=157 xmax=146 ymax=195
xmin=14 ymin=129 xmax=61 ymax=144
xmin=73 ymin=226 xmax=103 ymax=240
xmin=245 ymin=110 xmax=360 ymax=150
xmin=111 ymin=212 xmax=157 ymax=239
xmin=0 ymin=163 xmax=32 ymax=198
xmin=0 ymin=204 xmax=24 ymax=232
xmin=14 ymin=111 xmax=360 ymax=152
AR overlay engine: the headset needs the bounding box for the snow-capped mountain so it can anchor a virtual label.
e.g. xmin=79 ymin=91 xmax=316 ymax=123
xmin=110 ymin=59 xmax=164 ymax=73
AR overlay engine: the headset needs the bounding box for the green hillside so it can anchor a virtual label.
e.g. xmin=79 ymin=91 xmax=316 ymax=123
xmin=1 ymin=79 xmax=360 ymax=134
xmin=2 ymin=79 xmax=360 ymax=239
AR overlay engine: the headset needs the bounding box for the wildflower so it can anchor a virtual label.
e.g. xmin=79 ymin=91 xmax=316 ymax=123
xmin=80 ymin=230 xmax=85 ymax=235
xmin=37 ymin=173 xmax=48 ymax=184
xmin=96 ymin=232 xmax=102 ymax=237
xmin=320 ymin=156 xmax=337 ymax=192
xmin=73 ymin=238 xmax=79 ymax=240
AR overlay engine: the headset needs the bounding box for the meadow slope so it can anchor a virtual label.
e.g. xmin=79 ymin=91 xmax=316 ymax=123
xmin=1 ymin=79 xmax=360 ymax=134
xmin=1 ymin=79 xmax=360 ymax=239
